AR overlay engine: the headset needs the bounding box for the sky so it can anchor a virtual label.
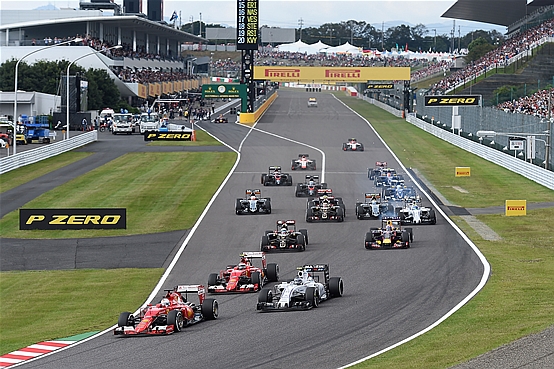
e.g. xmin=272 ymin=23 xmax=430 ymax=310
xmin=1 ymin=0 xmax=506 ymax=36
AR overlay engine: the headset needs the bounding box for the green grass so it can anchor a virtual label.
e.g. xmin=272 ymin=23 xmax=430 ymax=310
xmin=334 ymin=95 xmax=554 ymax=368
xmin=0 ymin=151 xmax=236 ymax=238
xmin=0 ymin=269 xmax=164 ymax=355
xmin=0 ymin=152 xmax=91 ymax=193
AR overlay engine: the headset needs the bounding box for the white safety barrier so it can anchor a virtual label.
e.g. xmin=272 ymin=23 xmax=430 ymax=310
xmin=0 ymin=131 xmax=97 ymax=175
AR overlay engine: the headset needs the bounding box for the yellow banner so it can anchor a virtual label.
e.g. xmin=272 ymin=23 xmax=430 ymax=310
xmin=148 ymin=84 xmax=155 ymax=97
xmin=455 ymin=167 xmax=471 ymax=177
xmin=505 ymin=200 xmax=526 ymax=216
xmin=254 ymin=66 xmax=410 ymax=82
xmin=138 ymin=84 xmax=147 ymax=99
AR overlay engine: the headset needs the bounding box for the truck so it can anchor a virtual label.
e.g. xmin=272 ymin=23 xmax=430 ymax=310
xmin=140 ymin=112 xmax=160 ymax=134
xmin=23 ymin=123 xmax=51 ymax=144
xmin=111 ymin=113 xmax=133 ymax=134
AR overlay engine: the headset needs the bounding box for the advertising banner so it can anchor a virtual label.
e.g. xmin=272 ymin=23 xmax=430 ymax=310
xmin=254 ymin=66 xmax=410 ymax=82
xmin=455 ymin=167 xmax=471 ymax=177
xmin=425 ymin=95 xmax=481 ymax=106
xmin=20 ymin=209 xmax=126 ymax=230
xmin=505 ymin=200 xmax=526 ymax=216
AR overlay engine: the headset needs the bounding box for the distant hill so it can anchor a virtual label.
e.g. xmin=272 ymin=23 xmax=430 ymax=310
xmin=34 ymin=4 xmax=59 ymax=10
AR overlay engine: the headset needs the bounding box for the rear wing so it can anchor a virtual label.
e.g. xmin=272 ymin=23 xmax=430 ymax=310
xmin=317 ymin=189 xmax=333 ymax=195
xmin=305 ymin=175 xmax=319 ymax=180
xmin=175 ymin=285 xmax=205 ymax=294
xmin=269 ymin=166 xmax=281 ymax=171
xmin=298 ymin=264 xmax=329 ymax=273
xmin=365 ymin=193 xmax=380 ymax=200
xmin=277 ymin=219 xmax=296 ymax=226
xmin=298 ymin=154 xmax=310 ymax=158
xmin=240 ymin=251 xmax=266 ymax=259
xmin=246 ymin=189 xmax=262 ymax=196
xmin=375 ymin=161 xmax=387 ymax=168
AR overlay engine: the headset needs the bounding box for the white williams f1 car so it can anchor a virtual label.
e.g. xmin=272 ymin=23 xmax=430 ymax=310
xmin=397 ymin=201 xmax=436 ymax=225
xmin=257 ymin=264 xmax=343 ymax=311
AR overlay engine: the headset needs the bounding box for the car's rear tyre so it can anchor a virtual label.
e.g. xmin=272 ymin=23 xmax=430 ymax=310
xmin=167 ymin=310 xmax=184 ymax=332
xmin=336 ymin=207 xmax=344 ymax=222
xmin=296 ymin=234 xmax=305 ymax=250
xmin=321 ymin=182 xmax=327 ymax=189
xmin=235 ymin=199 xmax=242 ymax=215
xmin=261 ymin=174 xmax=266 ymax=185
xmin=260 ymin=235 xmax=269 ymax=251
xmin=295 ymin=183 xmax=302 ymax=197
xmin=359 ymin=143 xmax=364 ymax=151
xmin=265 ymin=199 xmax=272 ymax=214
xmin=118 ymin=312 xmax=134 ymax=327
xmin=251 ymin=271 xmax=262 ymax=289
xmin=299 ymin=229 xmax=309 ymax=245
xmin=402 ymin=231 xmax=410 ymax=248
xmin=329 ymin=277 xmax=344 ymax=297
xmin=429 ymin=209 xmax=436 ymax=224
xmin=258 ymin=288 xmax=272 ymax=303
xmin=201 ymin=298 xmax=219 ymax=320
xmin=405 ymin=227 xmax=414 ymax=242
xmin=266 ymin=263 xmax=279 ymax=281
xmin=287 ymin=176 xmax=293 ymax=186
xmin=305 ymin=287 xmax=319 ymax=307
xmin=207 ymin=273 xmax=218 ymax=287
xmin=306 ymin=208 xmax=313 ymax=222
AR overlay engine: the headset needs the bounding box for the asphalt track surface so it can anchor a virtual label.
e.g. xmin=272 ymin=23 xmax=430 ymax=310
xmin=7 ymin=90 xmax=491 ymax=369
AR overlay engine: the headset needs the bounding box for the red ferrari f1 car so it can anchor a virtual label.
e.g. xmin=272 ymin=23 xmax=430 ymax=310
xmin=207 ymin=252 xmax=279 ymax=293
xmin=114 ymin=285 xmax=218 ymax=336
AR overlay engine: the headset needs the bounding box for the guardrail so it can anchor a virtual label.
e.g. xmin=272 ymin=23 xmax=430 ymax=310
xmin=0 ymin=131 xmax=98 ymax=175
xmin=358 ymin=96 xmax=554 ymax=190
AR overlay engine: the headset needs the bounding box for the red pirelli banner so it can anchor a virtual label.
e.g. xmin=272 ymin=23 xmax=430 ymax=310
xmin=254 ymin=66 xmax=410 ymax=82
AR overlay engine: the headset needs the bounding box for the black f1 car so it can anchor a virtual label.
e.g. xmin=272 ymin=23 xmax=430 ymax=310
xmin=261 ymin=220 xmax=308 ymax=252
xmin=342 ymin=138 xmax=364 ymax=151
xmin=235 ymin=189 xmax=272 ymax=215
xmin=291 ymin=154 xmax=316 ymax=170
xmin=306 ymin=189 xmax=345 ymax=222
xmin=295 ymin=175 xmax=327 ymax=197
xmin=368 ymin=161 xmax=388 ymax=180
xmin=364 ymin=217 xmax=413 ymax=249
xmin=261 ymin=166 xmax=293 ymax=186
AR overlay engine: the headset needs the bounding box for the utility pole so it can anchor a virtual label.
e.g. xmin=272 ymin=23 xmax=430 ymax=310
xmin=190 ymin=15 xmax=194 ymax=34
xmin=451 ymin=20 xmax=455 ymax=53
xmin=298 ymin=18 xmax=303 ymax=41
xmin=432 ymin=28 xmax=436 ymax=51
xmin=458 ymin=25 xmax=461 ymax=52
xmin=199 ymin=12 xmax=202 ymax=37
xmin=381 ymin=21 xmax=384 ymax=51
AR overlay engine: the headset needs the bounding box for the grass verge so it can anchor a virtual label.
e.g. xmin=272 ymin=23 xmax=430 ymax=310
xmin=0 ymin=152 xmax=91 ymax=193
xmin=0 ymin=151 xmax=237 ymax=238
xmin=0 ymin=269 xmax=164 ymax=355
xmin=335 ymin=95 xmax=554 ymax=368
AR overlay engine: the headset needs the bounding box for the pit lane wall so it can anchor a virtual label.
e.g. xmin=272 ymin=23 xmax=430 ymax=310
xmin=359 ymin=97 xmax=554 ymax=190
xmin=239 ymin=92 xmax=278 ymax=126
xmin=0 ymin=131 xmax=97 ymax=175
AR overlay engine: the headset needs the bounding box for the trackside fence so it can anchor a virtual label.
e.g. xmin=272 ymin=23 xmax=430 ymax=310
xmin=358 ymin=96 xmax=554 ymax=190
xmin=0 ymin=131 xmax=98 ymax=175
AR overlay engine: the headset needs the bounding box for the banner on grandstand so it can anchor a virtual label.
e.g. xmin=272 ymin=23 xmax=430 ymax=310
xmin=253 ymin=66 xmax=410 ymax=82
xmin=424 ymin=95 xmax=481 ymax=107
xmin=237 ymin=0 xmax=259 ymax=50
xmin=138 ymin=84 xmax=147 ymax=99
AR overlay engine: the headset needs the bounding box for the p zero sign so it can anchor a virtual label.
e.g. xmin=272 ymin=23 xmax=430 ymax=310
xmin=20 ymin=208 xmax=126 ymax=230
xmin=424 ymin=95 xmax=481 ymax=106
xmin=367 ymin=83 xmax=394 ymax=89
xmin=237 ymin=0 xmax=259 ymax=50
xmin=144 ymin=132 xmax=193 ymax=141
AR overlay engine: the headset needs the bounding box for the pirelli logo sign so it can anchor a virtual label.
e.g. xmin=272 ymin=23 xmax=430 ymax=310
xmin=455 ymin=167 xmax=471 ymax=177
xmin=424 ymin=95 xmax=481 ymax=107
xmin=144 ymin=132 xmax=193 ymax=141
xmin=505 ymin=200 xmax=526 ymax=216
xmin=367 ymin=83 xmax=394 ymax=89
xmin=20 ymin=209 xmax=127 ymax=230
xmin=264 ymin=68 xmax=300 ymax=78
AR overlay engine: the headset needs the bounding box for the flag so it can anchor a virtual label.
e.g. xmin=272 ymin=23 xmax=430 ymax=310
xmin=170 ymin=11 xmax=178 ymax=22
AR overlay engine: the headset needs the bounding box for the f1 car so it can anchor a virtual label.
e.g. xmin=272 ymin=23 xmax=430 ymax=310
xmin=385 ymin=174 xmax=405 ymax=188
xmin=368 ymin=161 xmax=387 ymax=180
xmin=355 ymin=193 xmax=393 ymax=220
xmin=382 ymin=185 xmax=418 ymax=202
xmin=257 ymin=264 xmax=343 ymax=311
xmin=364 ymin=217 xmax=413 ymax=250
xmin=295 ymin=175 xmax=327 ymax=197
xmin=261 ymin=220 xmax=309 ymax=252
xmin=261 ymin=166 xmax=293 ymax=186
xmin=373 ymin=168 xmax=397 ymax=187
xmin=236 ymin=189 xmax=272 ymax=215
xmin=342 ymin=138 xmax=364 ymax=151
xmin=212 ymin=114 xmax=228 ymax=123
xmin=207 ymin=252 xmax=279 ymax=293
xmin=397 ymin=201 xmax=436 ymax=225
xmin=114 ymin=285 xmax=218 ymax=336
xmin=291 ymin=154 xmax=316 ymax=170
xmin=307 ymin=97 xmax=318 ymax=107
xmin=306 ymin=189 xmax=345 ymax=222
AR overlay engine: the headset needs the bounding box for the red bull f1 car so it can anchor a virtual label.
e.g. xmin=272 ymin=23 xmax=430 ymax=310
xmin=291 ymin=154 xmax=316 ymax=170
xmin=364 ymin=217 xmax=413 ymax=250
xmin=207 ymin=252 xmax=279 ymax=293
xmin=114 ymin=285 xmax=218 ymax=336
xmin=261 ymin=220 xmax=309 ymax=252
xmin=261 ymin=166 xmax=293 ymax=186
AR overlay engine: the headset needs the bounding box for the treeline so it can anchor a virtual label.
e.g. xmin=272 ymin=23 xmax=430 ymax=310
xmin=0 ymin=59 xmax=131 ymax=112
xmin=182 ymin=20 xmax=505 ymax=54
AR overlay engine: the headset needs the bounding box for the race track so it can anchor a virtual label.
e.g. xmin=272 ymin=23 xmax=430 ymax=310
xmin=21 ymin=89 xmax=486 ymax=369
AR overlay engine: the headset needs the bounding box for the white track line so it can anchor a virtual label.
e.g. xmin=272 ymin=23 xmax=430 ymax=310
xmin=332 ymin=95 xmax=491 ymax=369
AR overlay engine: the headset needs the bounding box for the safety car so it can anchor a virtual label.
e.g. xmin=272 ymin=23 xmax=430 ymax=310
xmin=114 ymin=285 xmax=218 ymax=336
xmin=291 ymin=154 xmax=316 ymax=170
xmin=261 ymin=220 xmax=309 ymax=252
xmin=355 ymin=193 xmax=393 ymax=220
xmin=397 ymin=200 xmax=436 ymax=225
xmin=207 ymin=252 xmax=279 ymax=293
xmin=256 ymin=264 xmax=343 ymax=311
xmin=295 ymin=175 xmax=327 ymax=197
xmin=307 ymin=97 xmax=318 ymax=107
xmin=364 ymin=217 xmax=413 ymax=250
xmin=261 ymin=166 xmax=293 ymax=186
xmin=368 ymin=161 xmax=388 ymax=180
xmin=342 ymin=138 xmax=364 ymax=151
xmin=235 ymin=189 xmax=272 ymax=215
xmin=306 ymin=189 xmax=345 ymax=222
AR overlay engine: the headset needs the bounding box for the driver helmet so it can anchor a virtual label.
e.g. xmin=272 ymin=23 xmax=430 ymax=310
xmin=160 ymin=298 xmax=170 ymax=307
xmin=280 ymin=227 xmax=288 ymax=235
xmin=240 ymin=257 xmax=250 ymax=265
xmin=250 ymin=195 xmax=257 ymax=200
xmin=294 ymin=277 xmax=303 ymax=285
xmin=238 ymin=263 xmax=247 ymax=270
xmin=371 ymin=200 xmax=377 ymax=205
